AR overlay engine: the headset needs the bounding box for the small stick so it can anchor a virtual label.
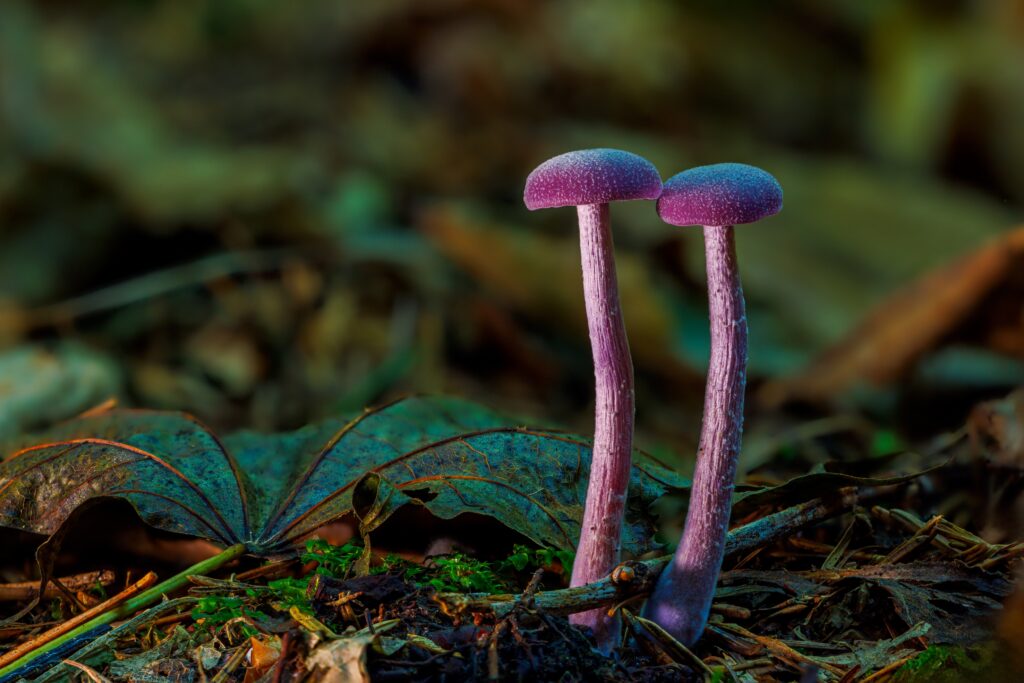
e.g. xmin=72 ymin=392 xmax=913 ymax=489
xmin=47 ymin=578 xmax=87 ymax=614
xmin=271 ymin=631 xmax=291 ymax=683
xmin=31 ymin=598 xmax=197 ymax=683
xmin=437 ymin=491 xmax=858 ymax=619
xmin=210 ymin=646 xmax=247 ymax=683
xmin=858 ymin=652 xmax=918 ymax=683
xmin=715 ymin=623 xmax=845 ymax=677
xmin=486 ymin=626 xmax=502 ymax=681
xmin=710 ymin=604 xmax=751 ymax=621
xmin=62 ymin=659 xmax=112 ymax=683
xmin=718 ymin=657 xmax=773 ymax=672
xmin=0 ymin=543 xmax=246 ymax=679
xmin=0 ymin=572 xmax=157 ymax=670
xmin=881 ymin=515 xmax=941 ymax=564
xmin=622 ymin=609 xmax=713 ymax=677
xmin=234 ymin=559 xmax=297 ymax=583
xmin=0 ymin=571 xmax=115 ymax=602
xmin=27 ymin=248 xmax=311 ymax=328
xmin=484 ymin=567 xmax=546 ymax=681
xmin=149 ymin=612 xmax=194 ymax=628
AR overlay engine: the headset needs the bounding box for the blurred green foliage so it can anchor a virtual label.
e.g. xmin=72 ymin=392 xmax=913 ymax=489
xmin=0 ymin=0 xmax=1022 ymax=454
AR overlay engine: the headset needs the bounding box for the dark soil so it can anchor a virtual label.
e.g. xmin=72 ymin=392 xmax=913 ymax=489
xmin=304 ymin=574 xmax=688 ymax=683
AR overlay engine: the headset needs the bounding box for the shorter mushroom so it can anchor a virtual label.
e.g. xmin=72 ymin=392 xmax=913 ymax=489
xmin=644 ymin=163 xmax=782 ymax=645
xmin=524 ymin=149 xmax=661 ymax=650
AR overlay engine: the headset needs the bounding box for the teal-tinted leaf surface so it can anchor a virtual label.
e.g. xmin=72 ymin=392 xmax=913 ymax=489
xmin=0 ymin=396 xmax=686 ymax=555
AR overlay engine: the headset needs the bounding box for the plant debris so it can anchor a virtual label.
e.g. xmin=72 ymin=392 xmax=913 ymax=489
xmin=2 ymin=446 xmax=1021 ymax=682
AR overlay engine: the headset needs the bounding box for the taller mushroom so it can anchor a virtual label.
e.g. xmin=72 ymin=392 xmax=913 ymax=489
xmin=646 ymin=163 xmax=782 ymax=645
xmin=524 ymin=149 xmax=662 ymax=649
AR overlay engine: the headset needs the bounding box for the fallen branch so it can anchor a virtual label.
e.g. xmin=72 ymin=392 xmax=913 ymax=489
xmin=0 ymin=571 xmax=115 ymax=603
xmin=437 ymin=489 xmax=859 ymax=618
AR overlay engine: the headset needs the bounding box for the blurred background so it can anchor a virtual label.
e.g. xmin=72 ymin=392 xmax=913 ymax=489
xmin=1 ymin=0 xmax=1023 ymax=467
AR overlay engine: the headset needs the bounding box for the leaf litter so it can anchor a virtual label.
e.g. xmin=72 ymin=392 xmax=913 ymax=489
xmin=1 ymin=396 xmax=1021 ymax=681
xmin=1 ymin=222 xmax=1022 ymax=679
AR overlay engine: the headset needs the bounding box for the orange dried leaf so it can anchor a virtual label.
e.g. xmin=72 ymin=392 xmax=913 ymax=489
xmin=761 ymin=227 xmax=1024 ymax=406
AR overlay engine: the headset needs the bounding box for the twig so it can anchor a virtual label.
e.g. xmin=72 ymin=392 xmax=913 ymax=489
xmin=30 ymin=598 xmax=197 ymax=683
xmin=149 ymin=612 xmax=194 ymax=628
xmin=711 ymin=604 xmax=751 ymax=621
xmin=0 ymin=543 xmax=246 ymax=679
xmin=881 ymin=515 xmax=941 ymax=564
xmin=507 ymin=618 xmax=537 ymax=672
xmin=210 ymin=646 xmax=247 ymax=683
xmin=0 ymin=571 xmax=115 ymax=603
xmin=0 ymin=620 xmax=61 ymax=642
xmin=485 ymin=567 xmax=545 ymax=681
xmin=271 ymin=631 xmax=291 ymax=683
xmin=622 ymin=610 xmax=712 ymax=678
xmin=27 ymin=249 xmax=312 ymax=327
xmin=858 ymin=652 xmax=918 ymax=682
xmin=0 ymin=572 xmax=158 ymax=670
xmin=726 ymin=489 xmax=859 ymax=553
xmin=715 ymin=623 xmax=845 ymax=676
xmin=234 ymin=559 xmax=297 ymax=583
xmin=711 ymin=656 xmax=773 ymax=672
xmin=516 ymin=568 xmax=545 ymax=612
xmin=62 ymin=659 xmax=112 ymax=683
xmin=486 ymin=626 xmax=501 ymax=681
xmin=437 ymin=491 xmax=858 ymax=619
xmin=48 ymin=578 xmax=87 ymax=614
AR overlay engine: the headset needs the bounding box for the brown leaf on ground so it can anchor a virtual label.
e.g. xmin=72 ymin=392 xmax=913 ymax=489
xmin=760 ymin=227 xmax=1024 ymax=406
xmin=420 ymin=203 xmax=700 ymax=386
xmin=243 ymin=636 xmax=281 ymax=683
xmin=969 ymin=387 xmax=1024 ymax=467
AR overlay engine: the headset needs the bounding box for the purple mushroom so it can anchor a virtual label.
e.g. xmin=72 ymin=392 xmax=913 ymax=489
xmin=524 ymin=149 xmax=662 ymax=649
xmin=645 ymin=163 xmax=782 ymax=645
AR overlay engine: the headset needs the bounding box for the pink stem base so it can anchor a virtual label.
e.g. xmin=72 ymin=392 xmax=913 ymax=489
xmin=644 ymin=224 xmax=747 ymax=646
xmin=569 ymin=203 xmax=635 ymax=652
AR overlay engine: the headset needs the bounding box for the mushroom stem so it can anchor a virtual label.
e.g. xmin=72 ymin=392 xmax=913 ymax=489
xmin=645 ymin=224 xmax=747 ymax=646
xmin=570 ymin=202 xmax=635 ymax=650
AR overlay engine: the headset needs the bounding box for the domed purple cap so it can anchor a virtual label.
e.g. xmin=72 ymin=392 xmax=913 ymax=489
xmin=524 ymin=149 xmax=662 ymax=210
xmin=657 ymin=163 xmax=782 ymax=227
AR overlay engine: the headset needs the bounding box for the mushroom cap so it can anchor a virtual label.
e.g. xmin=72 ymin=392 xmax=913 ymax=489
xmin=524 ymin=148 xmax=662 ymax=210
xmin=657 ymin=163 xmax=782 ymax=227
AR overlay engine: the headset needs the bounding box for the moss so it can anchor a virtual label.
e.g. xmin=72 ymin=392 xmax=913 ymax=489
xmin=892 ymin=644 xmax=997 ymax=682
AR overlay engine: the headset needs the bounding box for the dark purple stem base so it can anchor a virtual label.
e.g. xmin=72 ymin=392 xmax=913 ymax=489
xmin=569 ymin=203 xmax=635 ymax=650
xmin=645 ymin=224 xmax=747 ymax=645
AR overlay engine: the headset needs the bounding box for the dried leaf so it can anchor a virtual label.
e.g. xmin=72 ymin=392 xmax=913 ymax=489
xmin=761 ymin=228 xmax=1024 ymax=406
xmin=968 ymin=387 xmax=1024 ymax=467
xmin=421 ymin=204 xmax=700 ymax=383
xmin=106 ymin=626 xmax=193 ymax=682
xmin=243 ymin=636 xmax=281 ymax=683
xmin=306 ymin=621 xmax=401 ymax=683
